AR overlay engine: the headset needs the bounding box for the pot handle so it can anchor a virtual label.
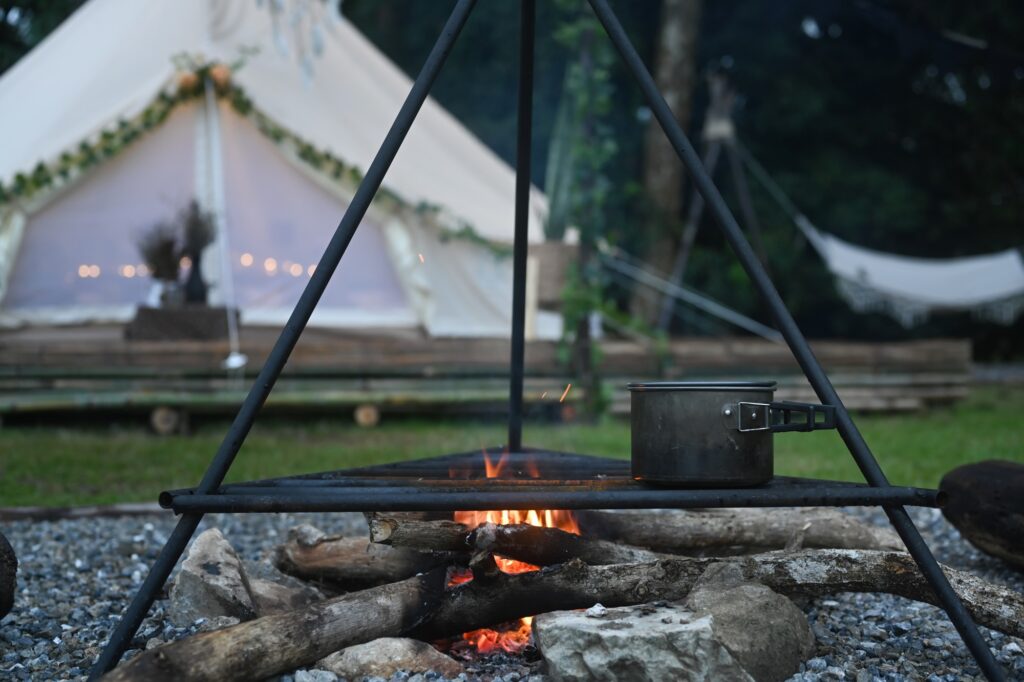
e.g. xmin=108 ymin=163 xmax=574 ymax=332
xmin=726 ymin=401 xmax=837 ymax=433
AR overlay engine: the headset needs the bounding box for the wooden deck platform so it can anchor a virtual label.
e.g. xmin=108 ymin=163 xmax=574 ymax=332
xmin=0 ymin=325 xmax=971 ymax=419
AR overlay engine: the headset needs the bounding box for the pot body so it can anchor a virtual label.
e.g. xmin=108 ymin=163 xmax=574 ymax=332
xmin=629 ymin=381 xmax=776 ymax=487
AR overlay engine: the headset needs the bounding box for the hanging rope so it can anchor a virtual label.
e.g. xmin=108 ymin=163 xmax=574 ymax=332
xmin=600 ymin=245 xmax=783 ymax=341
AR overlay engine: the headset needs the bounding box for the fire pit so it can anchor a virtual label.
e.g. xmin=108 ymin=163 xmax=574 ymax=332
xmin=87 ymin=1 xmax=1007 ymax=680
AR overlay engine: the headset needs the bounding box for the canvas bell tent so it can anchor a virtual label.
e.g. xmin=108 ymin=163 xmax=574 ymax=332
xmin=0 ymin=0 xmax=559 ymax=339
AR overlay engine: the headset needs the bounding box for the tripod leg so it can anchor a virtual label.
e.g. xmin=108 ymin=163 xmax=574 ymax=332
xmin=587 ymin=0 xmax=1004 ymax=679
xmin=508 ymin=0 xmax=536 ymax=453
xmin=89 ymin=1 xmax=479 ymax=676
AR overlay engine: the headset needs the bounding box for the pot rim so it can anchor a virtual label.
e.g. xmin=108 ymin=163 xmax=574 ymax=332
xmin=627 ymin=380 xmax=778 ymax=392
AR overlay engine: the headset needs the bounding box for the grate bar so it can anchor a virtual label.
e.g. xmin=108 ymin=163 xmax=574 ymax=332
xmin=165 ymin=482 xmax=941 ymax=513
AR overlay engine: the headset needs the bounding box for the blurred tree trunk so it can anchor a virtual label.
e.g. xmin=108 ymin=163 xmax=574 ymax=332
xmin=630 ymin=0 xmax=703 ymax=326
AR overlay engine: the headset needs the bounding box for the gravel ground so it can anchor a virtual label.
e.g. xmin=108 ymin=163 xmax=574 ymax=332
xmin=1 ymin=507 xmax=1022 ymax=681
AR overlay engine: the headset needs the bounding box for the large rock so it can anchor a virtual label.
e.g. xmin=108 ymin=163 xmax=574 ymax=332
xmin=533 ymin=602 xmax=754 ymax=682
xmin=686 ymin=564 xmax=814 ymax=682
xmin=169 ymin=528 xmax=256 ymax=626
xmin=318 ymin=637 xmax=463 ymax=679
xmin=244 ymin=559 xmax=324 ymax=616
xmin=0 ymin=532 xmax=16 ymax=620
xmin=248 ymin=577 xmax=321 ymax=616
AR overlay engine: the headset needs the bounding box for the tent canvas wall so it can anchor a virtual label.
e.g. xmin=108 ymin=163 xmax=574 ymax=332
xmin=0 ymin=0 xmax=559 ymax=338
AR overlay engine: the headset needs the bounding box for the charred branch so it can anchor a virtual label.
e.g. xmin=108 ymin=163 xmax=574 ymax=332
xmin=415 ymin=550 xmax=1024 ymax=641
xmin=368 ymin=516 xmax=663 ymax=565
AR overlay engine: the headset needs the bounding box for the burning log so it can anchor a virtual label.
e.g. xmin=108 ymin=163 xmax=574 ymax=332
xmin=471 ymin=523 xmax=662 ymax=565
xmin=273 ymin=524 xmax=451 ymax=590
xmin=367 ymin=515 xmax=471 ymax=553
xmin=414 ymin=550 xmax=1024 ymax=642
xmin=574 ymin=508 xmax=904 ymax=555
xmin=101 ymin=570 xmax=447 ymax=682
xmin=368 ymin=516 xmax=663 ymax=565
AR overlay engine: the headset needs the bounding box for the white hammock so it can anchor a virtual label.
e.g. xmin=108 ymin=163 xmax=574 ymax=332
xmin=740 ymin=146 xmax=1024 ymax=327
xmin=797 ymin=216 xmax=1024 ymax=327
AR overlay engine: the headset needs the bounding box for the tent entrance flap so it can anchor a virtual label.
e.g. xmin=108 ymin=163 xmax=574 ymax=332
xmin=217 ymin=103 xmax=415 ymax=329
xmin=0 ymin=103 xmax=198 ymax=322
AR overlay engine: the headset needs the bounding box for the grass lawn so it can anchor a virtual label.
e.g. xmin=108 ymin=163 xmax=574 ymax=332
xmin=1 ymin=386 xmax=1021 ymax=508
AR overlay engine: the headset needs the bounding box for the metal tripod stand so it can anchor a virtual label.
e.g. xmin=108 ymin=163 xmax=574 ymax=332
xmin=90 ymin=2 xmax=1005 ymax=679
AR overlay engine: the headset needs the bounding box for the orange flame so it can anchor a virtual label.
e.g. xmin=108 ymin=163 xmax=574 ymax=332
xmin=450 ymin=449 xmax=579 ymax=654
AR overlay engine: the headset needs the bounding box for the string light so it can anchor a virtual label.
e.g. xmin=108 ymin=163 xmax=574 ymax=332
xmin=87 ymin=265 xmax=100 ymax=278
xmin=120 ymin=264 xmax=136 ymax=278
xmin=264 ymin=257 xmax=278 ymax=274
xmin=240 ymin=252 xmax=254 ymax=267
xmin=307 ymin=264 xmax=316 ymax=276
xmin=289 ymin=263 xmax=303 ymax=277
xmin=180 ymin=256 xmax=192 ymax=270
xmin=77 ymin=265 xmax=89 ymax=278
xmin=137 ymin=264 xmax=150 ymax=277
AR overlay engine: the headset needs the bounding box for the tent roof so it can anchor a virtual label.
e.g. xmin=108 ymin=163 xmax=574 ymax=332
xmin=0 ymin=0 xmax=547 ymax=244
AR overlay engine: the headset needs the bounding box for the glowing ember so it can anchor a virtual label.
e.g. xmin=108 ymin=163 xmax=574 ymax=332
xmin=559 ymin=383 xmax=572 ymax=403
xmin=459 ymin=616 xmax=534 ymax=655
xmin=450 ymin=449 xmax=579 ymax=654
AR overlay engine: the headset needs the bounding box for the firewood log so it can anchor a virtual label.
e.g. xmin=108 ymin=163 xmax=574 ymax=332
xmin=105 ymin=550 xmax=1024 ymax=681
xmin=574 ymin=508 xmax=904 ymax=555
xmin=273 ymin=524 xmax=450 ymax=591
xmin=101 ymin=570 xmax=446 ymax=682
xmin=414 ymin=550 xmax=1024 ymax=642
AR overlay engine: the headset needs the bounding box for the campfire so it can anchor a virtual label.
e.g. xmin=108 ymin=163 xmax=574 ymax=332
xmin=450 ymin=450 xmax=579 ymax=655
xmin=117 ymin=450 xmax=1024 ymax=682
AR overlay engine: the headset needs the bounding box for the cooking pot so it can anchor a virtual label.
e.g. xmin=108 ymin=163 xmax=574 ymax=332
xmin=628 ymin=381 xmax=836 ymax=487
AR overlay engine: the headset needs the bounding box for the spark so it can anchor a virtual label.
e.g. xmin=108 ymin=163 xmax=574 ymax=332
xmin=540 ymin=391 xmax=548 ymax=399
xmin=418 ymin=253 xmax=425 ymax=264
xmin=559 ymin=383 xmax=572 ymax=403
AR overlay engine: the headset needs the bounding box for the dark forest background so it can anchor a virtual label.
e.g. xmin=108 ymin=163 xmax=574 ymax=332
xmin=2 ymin=1 xmax=1022 ymax=359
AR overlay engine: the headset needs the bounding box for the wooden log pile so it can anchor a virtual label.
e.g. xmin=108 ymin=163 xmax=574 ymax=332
xmin=102 ymin=508 xmax=1024 ymax=682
